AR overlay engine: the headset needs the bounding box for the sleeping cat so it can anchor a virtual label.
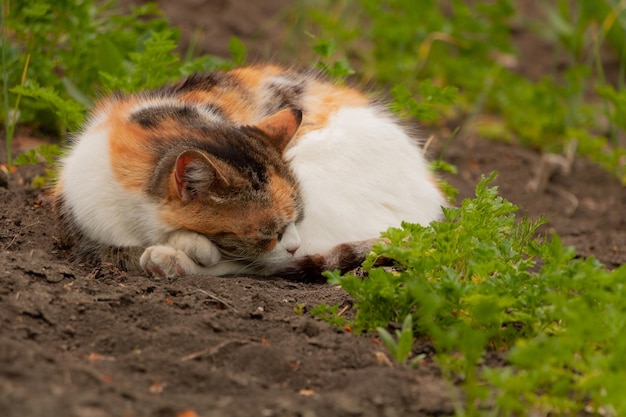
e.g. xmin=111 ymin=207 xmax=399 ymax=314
xmin=54 ymin=65 xmax=444 ymax=281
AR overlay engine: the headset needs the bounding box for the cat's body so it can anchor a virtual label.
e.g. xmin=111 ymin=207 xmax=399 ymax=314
xmin=54 ymin=65 xmax=444 ymax=280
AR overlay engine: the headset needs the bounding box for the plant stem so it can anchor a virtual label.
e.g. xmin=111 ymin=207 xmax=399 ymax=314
xmin=1 ymin=0 xmax=11 ymax=168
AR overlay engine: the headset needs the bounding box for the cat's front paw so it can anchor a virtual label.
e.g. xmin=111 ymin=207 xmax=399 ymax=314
xmin=167 ymin=230 xmax=222 ymax=267
xmin=140 ymin=245 xmax=198 ymax=278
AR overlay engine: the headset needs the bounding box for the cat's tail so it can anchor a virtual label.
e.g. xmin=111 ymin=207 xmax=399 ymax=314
xmin=271 ymin=238 xmax=389 ymax=283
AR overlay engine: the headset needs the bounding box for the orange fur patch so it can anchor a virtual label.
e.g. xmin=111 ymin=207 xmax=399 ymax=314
xmin=295 ymin=80 xmax=368 ymax=141
xmin=107 ymin=100 xmax=155 ymax=191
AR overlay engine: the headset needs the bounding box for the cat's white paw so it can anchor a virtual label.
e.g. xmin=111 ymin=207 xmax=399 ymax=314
xmin=140 ymin=245 xmax=199 ymax=278
xmin=166 ymin=230 xmax=222 ymax=267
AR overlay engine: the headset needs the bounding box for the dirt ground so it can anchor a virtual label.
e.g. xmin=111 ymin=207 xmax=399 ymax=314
xmin=2 ymin=1 xmax=626 ymax=416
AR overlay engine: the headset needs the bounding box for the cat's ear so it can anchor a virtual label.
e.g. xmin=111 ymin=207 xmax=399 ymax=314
xmin=174 ymin=149 xmax=243 ymax=203
xmin=254 ymin=108 xmax=303 ymax=153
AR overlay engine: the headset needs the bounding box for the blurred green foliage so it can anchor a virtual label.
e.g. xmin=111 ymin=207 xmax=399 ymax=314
xmin=290 ymin=0 xmax=626 ymax=183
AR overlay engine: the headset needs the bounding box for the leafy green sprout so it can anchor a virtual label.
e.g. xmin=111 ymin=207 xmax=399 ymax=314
xmin=377 ymin=314 xmax=425 ymax=368
xmin=308 ymin=34 xmax=355 ymax=81
xmin=293 ymin=303 xmax=305 ymax=316
xmin=310 ymin=304 xmax=347 ymax=328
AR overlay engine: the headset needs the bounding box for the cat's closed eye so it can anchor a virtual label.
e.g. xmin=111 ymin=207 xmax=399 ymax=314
xmin=260 ymin=238 xmax=277 ymax=251
xmin=260 ymin=223 xmax=288 ymax=239
xmin=257 ymin=227 xmax=287 ymax=250
xmin=276 ymin=225 xmax=288 ymax=241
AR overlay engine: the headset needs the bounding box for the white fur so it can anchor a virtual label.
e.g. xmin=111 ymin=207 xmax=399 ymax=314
xmin=166 ymin=229 xmax=222 ymax=266
xmin=286 ymin=106 xmax=443 ymax=256
xmin=59 ymin=118 xmax=174 ymax=247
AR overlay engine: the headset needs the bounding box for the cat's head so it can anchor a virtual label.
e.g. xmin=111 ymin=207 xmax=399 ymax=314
xmin=158 ymin=108 xmax=304 ymax=267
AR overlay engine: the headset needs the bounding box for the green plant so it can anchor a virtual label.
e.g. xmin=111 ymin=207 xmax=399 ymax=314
xmin=309 ymin=35 xmax=355 ymax=81
xmin=376 ymin=314 xmax=424 ymax=367
xmin=13 ymin=143 xmax=62 ymax=188
xmin=389 ymin=80 xmax=458 ymax=123
xmin=228 ymin=36 xmax=248 ymax=67
xmin=1 ymin=0 xmax=9 ymax=167
xmin=11 ymin=80 xmax=85 ymax=132
xmin=293 ymin=303 xmax=305 ymax=316
xmin=310 ymin=304 xmax=347 ymax=328
xmin=320 ymin=173 xmax=626 ymax=415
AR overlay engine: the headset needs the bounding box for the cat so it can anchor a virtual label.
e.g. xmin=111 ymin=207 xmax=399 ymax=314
xmin=53 ymin=65 xmax=445 ymax=281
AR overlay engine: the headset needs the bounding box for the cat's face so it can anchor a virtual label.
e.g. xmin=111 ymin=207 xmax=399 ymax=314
xmin=194 ymin=167 xmax=304 ymax=263
xmin=211 ymin=215 xmax=303 ymax=266
xmin=159 ymin=108 xmax=305 ymax=267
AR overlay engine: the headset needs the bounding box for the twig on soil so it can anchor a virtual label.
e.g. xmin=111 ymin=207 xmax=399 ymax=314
xmin=190 ymin=288 xmax=240 ymax=313
xmin=70 ymin=364 xmax=112 ymax=385
xmin=3 ymin=220 xmax=41 ymax=250
xmin=551 ymin=187 xmax=579 ymax=216
xmin=180 ymin=339 xmax=249 ymax=362
xmin=422 ymin=134 xmax=435 ymax=154
xmin=337 ymin=305 xmax=350 ymax=317
xmin=527 ymin=140 xmax=577 ymax=194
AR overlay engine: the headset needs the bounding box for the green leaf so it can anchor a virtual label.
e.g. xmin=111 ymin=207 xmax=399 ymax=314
xmin=94 ymin=34 xmax=126 ymax=77
xmin=11 ymin=81 xmax=85 ymax=130
xmin=310 ymin=304 xmax=347 ymax=328
xmin=228 ymin=36 xmax=248 ymax=66
xmin=14 ymin=149 xmax=39 ymax=166
xmin=61 ymin=77 xmax=92 ymax=109
xmin=395 ymin=314 xmax=414 ymax=363
xmin=312 ymin=37 xmax=337 ymax=58
xmin=376 ymin=327 xmax=399 ymax=360
xmin=389 ymin=82 xmax=457 ymax=122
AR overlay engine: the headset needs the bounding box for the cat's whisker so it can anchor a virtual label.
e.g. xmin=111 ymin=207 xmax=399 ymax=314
xmin=216 ymin=251 xmax=249 ymax=263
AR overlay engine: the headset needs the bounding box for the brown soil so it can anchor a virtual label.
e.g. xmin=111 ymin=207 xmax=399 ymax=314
xmin=2 ymin=2 xmax=625 ymax=417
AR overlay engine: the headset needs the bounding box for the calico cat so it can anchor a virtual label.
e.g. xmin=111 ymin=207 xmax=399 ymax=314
xmin=54 ymin=65 xmax=444 ymax=281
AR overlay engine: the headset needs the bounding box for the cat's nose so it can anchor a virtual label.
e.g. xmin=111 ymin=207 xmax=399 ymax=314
xmin=286 ymin=243 xmax=300 ymax=256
